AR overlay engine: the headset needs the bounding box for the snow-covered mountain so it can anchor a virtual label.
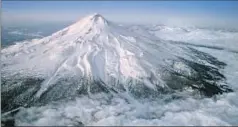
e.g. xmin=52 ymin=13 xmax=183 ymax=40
xmin=1 ymin=13 xmax=235 ymax=126
xmin=127 ymin=24 xmax=238 ymax=53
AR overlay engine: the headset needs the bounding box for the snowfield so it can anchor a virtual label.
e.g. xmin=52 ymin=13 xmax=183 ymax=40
xmin=1 ymin=13 xmax=238 ymax=126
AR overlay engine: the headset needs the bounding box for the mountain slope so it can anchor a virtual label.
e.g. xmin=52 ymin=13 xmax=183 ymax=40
xmin=1 ymin=14 xmax=232 ymax=113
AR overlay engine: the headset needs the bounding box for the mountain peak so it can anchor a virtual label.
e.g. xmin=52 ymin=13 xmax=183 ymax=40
xmin=91 ymin=13 xmax=103 ymax=18
xmin=62 ymin=13 xmax=109 ymax=35
xmin=72 ymin=13 xmax=107 ymax=25
xmin=88 ymin=13 xmax=107 ymax=24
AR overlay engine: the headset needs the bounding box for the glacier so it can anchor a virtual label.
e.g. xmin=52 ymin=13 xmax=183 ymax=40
xmin=1 ymin=13 xmax=238 ymax=126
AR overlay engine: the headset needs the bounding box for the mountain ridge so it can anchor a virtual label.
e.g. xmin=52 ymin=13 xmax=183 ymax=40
xmin=1 ymin=14 xmax=232 ymax=106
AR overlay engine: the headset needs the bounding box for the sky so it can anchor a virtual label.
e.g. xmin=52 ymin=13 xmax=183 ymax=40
xmin=2 ymin=1 xmax=238 ymax=28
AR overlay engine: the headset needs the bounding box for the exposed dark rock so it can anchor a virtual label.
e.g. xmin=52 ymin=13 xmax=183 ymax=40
xmin=1 ymin=119 xmax=15 ymax=127
xmin=1 ymin=78 xmax=44 ymax=113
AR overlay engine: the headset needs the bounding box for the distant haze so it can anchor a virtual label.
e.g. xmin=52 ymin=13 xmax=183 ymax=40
xmin=2 ymin=1 xmax=238 ymax=29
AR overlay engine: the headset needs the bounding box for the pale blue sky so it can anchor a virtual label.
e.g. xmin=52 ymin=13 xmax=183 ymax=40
xmin=2 ymin=1 xmax=238 ymax=28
